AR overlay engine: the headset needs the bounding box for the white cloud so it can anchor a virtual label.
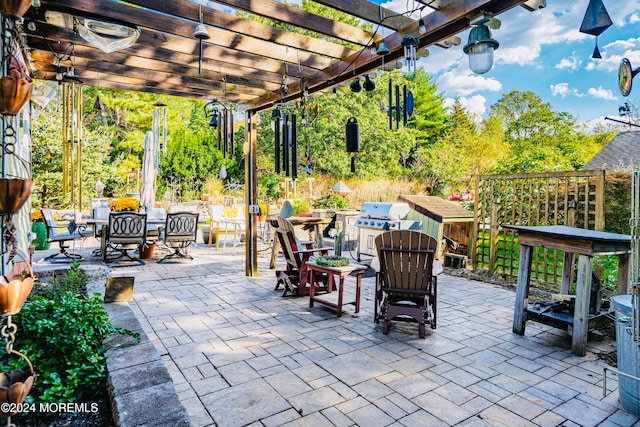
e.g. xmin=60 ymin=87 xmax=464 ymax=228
xmin=437 ymin=67 xmax=502 ymax=97
xmin=585 ymin=37 xmax=640 ymax=73
xmin=587 ymin=86 xmax=617 ymax=100
xmin=443 ymin=95 xmax=488 ymax=118
xmin=555 ymin=53 xmax=582 ymax=72
xmin=550 ymin=83 xmax=583 ymax=99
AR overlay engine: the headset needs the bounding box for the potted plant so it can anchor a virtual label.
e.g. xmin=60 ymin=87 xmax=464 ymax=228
xmin=30 ymin=210 xmax=50 ymax=250
xmin=0 ymin=0 xmax=33 ymax=18
xmin=0 ymin=52 xmax=32 ymax=115
xmin=109 ymin=197 xmax=140 ymax=212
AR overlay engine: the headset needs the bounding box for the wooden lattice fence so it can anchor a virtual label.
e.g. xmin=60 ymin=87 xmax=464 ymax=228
xmin=472 ymin=170 xmax=605 ymax=283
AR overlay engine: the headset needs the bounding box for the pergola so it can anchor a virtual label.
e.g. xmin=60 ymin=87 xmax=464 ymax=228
xmin=18 ymin=0 xmax=544 ymax=275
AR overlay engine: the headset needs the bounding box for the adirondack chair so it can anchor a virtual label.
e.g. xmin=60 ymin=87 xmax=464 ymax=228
xmin=375 ymin=230 xmax=438 ymax=338
xmin=274 ymin=227 xmax=331 ymax=297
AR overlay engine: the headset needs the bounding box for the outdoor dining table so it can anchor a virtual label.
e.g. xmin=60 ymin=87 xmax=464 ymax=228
xmin=503 ymin=224 xmax=631 ymax=356
xmin=86 ymin=216 xmax=167 ymax=261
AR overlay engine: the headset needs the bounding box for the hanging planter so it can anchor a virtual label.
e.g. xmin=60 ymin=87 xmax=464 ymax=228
xmin=0 ymin=55 xmax=32 ymax=116
xmin=0 ymin=350 xmax=34 ymax=417
xmin=0 ymin=178 xmax=32 ymax=216
xmin=0 ymin=0 xmax=32 ymax=19
xmin=0 ymin=251 xmax=33 ymax=316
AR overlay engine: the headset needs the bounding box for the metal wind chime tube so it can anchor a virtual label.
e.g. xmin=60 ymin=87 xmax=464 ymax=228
xmin=283 ymin=114 xmax=290 ymax=176
xmin=632 ymin=171 xmax=640 ymax=341
xmin=274 ymin=116 xmax=281 ymax=173
xmin=152 ymin=101 xmax=167 ymax=167
xmin=291 ymin=114 xmax=297 ymax=180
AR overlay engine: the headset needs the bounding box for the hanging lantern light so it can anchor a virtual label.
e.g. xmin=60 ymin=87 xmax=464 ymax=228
xmin=579 ymin=0 xmax=612 ymax=59
xmin=350 ymin=78 xmax=362 ymax=93
xmin=463 ymin=23 xmax=499 ymax=74
xmin=363 ymin=74 xmax=376 ymax=92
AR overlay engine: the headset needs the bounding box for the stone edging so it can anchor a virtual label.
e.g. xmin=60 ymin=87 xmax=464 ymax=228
xmin=81 ymin=267 xmax=190 ymax=426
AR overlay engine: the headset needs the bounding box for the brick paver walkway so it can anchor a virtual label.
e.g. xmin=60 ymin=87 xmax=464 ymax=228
xmin=34 ymin=239 xmax=639 ymax=427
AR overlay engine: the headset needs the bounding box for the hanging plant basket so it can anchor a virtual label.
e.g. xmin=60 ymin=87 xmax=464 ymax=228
xmin=0 ymin=350 xmax=34 ymax=417
xmin=0 ymin=178 xmax=32 ymax=216
xmin=0 ymin=0 xmax=32 ymax=19
xmin=0 ymin=251 xmax=33 ymax=316
xmin=0 ymin=75 xmax=32 ymax=116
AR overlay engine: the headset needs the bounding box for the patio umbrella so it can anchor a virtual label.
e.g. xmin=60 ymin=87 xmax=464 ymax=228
xmin=139 ymin=130 xmax=157 ymax=209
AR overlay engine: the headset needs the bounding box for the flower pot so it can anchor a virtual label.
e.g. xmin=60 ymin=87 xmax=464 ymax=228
xmin=0 ymin=255 xmax=33 ymax=316
xmin=0 ymin=75 xmax=32 ymax=115
xmin=0 ymin=0 xmax=32 ymax=18
xmin=138 ymin=243 xmax=155 ymax=259
xmin=31 ymin=221 xmax=49 ymax=250
xmin=0 ymin=178 xmax=33 ymax=215
xmin=0 ymin=351 xmax=34 ymax=417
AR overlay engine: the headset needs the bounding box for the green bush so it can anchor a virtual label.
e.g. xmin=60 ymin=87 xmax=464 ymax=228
xmin=291 ymin=199 xmax=311 ymax=215
xmin=0 ymin=263 xmax=136 ymax=408
xmin=312 ymin=194 xmax=348 ymax=210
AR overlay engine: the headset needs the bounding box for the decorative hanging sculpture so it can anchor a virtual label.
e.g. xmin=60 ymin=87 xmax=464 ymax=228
xmin=345 ymin=117 xmax=360 ymax=173
xmin=579 ymin=0 xmax=612 ymax=59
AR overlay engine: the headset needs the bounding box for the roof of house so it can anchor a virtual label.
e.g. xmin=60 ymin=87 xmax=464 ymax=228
xmin=583 ymin=131 xmax=640 ymax=172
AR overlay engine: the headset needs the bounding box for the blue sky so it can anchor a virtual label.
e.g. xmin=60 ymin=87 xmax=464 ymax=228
xmin=375 ymin=0 xmax=640 ymax=129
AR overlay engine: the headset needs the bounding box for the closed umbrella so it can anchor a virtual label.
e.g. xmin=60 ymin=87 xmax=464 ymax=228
xmin=139 ymin=130 xmax=156 ymax=209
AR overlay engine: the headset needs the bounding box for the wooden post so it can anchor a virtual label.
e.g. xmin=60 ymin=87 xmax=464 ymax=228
xmin=488 ymin=196 xmax=500 ymax=275
xmin=618 ymin=253 xmax=630 ymax=295
xmin=513 ymin=244 xmax=533 ymax=335
xmin=561 ymin=199 xmax=577 ymax=293
xmin=245 ymin=111 xmax=258 ymax=277
xmin=572 ymin=254 xmax=592 ymax=356
xmin=594 ymin=170 xmax=605 ymax=231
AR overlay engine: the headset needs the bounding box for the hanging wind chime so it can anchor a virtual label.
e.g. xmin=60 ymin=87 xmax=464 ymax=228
xmin=345 ymin=117 xmax=360 ymax=173
xmin=579 ymin=0 xmax=612 ymax=59
xmin=204 ymin=99 xmax=234 ymax=158
xmin=271 ymin=107 xmax=298 ymax=179
xmin=152 ymin=99 xmax=167 ymax=167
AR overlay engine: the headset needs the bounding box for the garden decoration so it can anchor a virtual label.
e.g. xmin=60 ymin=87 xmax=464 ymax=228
xmin=315 ymin=255 xmax=349 ymax=267
xmin=0 ymin=249 xmax=36 ymax=424
xmin=0 ymin=0 xmax=34 ymax=19
xmin=382 ymin=80 xmax=413 ymax=130
xmin=0 ymin=20 xmax=32 ymax=116
xmin=109 ymin=197 xmax=140 ymax=212
xmin=345 ymin=117 xmax=359 ymax=173
xmin=30 ymin=210 xmax=49 ymax=250
xmin=579 ymin=0 xmax=612 ymax=59
xmin=273 ymin=111 xmax=298 ymax=179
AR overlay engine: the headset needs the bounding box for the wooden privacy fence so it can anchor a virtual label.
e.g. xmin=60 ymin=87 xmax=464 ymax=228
xmin=472 ymin=170 xmax=605 ymax=282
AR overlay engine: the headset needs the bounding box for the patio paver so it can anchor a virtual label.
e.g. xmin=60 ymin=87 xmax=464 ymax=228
xmin=33 ymin=239 xmax=640 ymax=427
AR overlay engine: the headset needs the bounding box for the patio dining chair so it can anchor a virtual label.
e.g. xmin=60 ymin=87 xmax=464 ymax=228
xmin=104 ymin=211 xmax=147 ymax=265
xmin=375 ymin=230 xmax=438 ymax=338
xmin=274 ymin=227 xmax=331 ymax=297
xmin=41 ymin=208 xmax=92 ymax=262
xmin=157 ymin=212 xmax=199 ymax=263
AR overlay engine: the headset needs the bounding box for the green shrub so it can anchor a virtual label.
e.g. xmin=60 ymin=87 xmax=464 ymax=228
xmin=313 ymin=194 xmax=348 ymax=210
xmin=0 ymin=264 xmax=137 ymax=408
xmin=291 ymin=199 xmax=311 ymax=215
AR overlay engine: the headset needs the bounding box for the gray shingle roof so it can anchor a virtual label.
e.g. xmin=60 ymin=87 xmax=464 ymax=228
xmin=583 ymin=130 xmax=640 ymax=171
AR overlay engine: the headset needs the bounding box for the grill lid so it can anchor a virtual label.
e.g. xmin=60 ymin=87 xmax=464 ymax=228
xmin=359 ymin=202 xmax=410 ymax=219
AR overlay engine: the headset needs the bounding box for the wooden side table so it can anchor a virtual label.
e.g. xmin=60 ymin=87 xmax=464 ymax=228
xmin=307 ymin=262 xmax=367 ymax=318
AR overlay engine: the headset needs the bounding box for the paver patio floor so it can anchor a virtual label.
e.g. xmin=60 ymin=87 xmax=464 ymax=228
xmin=34 ymin=239 xmax=639 ymax=427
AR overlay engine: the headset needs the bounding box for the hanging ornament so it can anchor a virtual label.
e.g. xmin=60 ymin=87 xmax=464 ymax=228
xmin=345 ymin=117 xmax=360 ymax=173
xmin=401 ymin=34 xmax=419 ymax=73
xmin=579 ymin=0 xmax=612 ymax=59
